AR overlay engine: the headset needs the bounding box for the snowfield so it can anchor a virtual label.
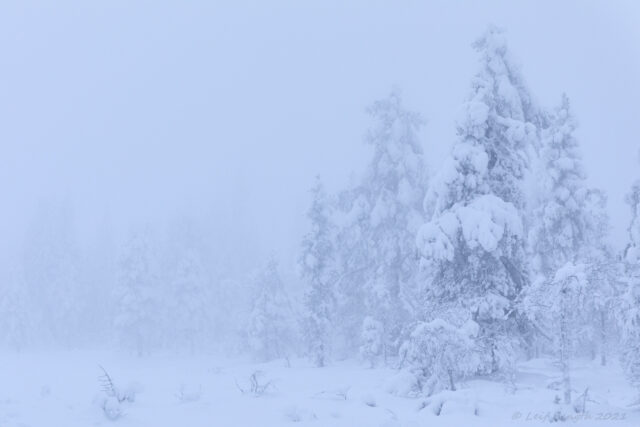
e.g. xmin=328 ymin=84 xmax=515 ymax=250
xmin=1 ymin=352 xmax=638 ymax=427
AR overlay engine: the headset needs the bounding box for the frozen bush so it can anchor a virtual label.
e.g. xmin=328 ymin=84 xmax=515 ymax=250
xmin=403 ymin=319 xmax=480 ymax=395
xmin=97 ymin=366 xmax=136 ymax=420
xmin=176 ymin=384 xmax=203 ymax=403
xmin=100 ymin=396 xmax=124 ymax=421
xmin=235 ymin=370 xmax=274 ymax=397
xmin=360 ymin=316 xmax=384 ymax=367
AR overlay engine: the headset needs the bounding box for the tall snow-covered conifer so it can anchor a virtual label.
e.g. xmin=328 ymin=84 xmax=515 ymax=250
xmin=529 ymin=95 xmax=591 ymax=276
xmin=332 ymin=90 xmax=426 ymax=363
xmin=621 ymin=177 xmax=640 ymax=396
xmin=0 ymin=269 xmax=31 ymax=351
xmin=333 ymin=186 xmax=370 ymax=357
xmin=162 ymin=219 xmax=213 ymax=353
xmin=526 ymin=96 xmax=618 ymax=363
xmin=300 ymin=177 xmax=337 ymax=367
xmin=359 ymin=90 xmax=427 ymax=362
xmin=167 ymin=248 xmax=211 ymax=354
xmin=579 ymin=190 xmax=619 ymax=365
xmin=114 ymin=229 xmax=160 ymax=356
xmin=625 ymin=180 xmax=640 ymax=265
xmin=22 ymin=202 xmax=84 ymax=347
xmin=247 ymin=259 xmax=296 ymax=362
xmin=416 ymin=27 xmax=538 ymax=374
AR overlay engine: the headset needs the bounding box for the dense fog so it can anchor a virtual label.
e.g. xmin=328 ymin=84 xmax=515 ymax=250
xmin=1 ymin=2 xmax=640 ymax=425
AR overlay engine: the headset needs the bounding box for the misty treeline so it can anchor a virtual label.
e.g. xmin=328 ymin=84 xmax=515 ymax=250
xmin=2 ymin=27 xmax=640 ymax=401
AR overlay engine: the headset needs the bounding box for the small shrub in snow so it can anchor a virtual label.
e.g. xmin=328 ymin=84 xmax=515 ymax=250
xmin=99 ymin=366 xmax=136 ymax=403
xmin=418 ymin=389 xmax=480 ymax=418
xmin=335 ymin=386 xmax=350 ymax=401
xmin=235 ymin=371 xmax=274 ymax=396
xmin=176 ymin=384 xmax=203 ymax=403
xmin=360 ymin=316 xmax=384 ymax=367
xmin=97 ymin=366 xmax=135 ymax=420
xmin=284 ymin=406 xmax=302 ymax=423
xmin=403 ymin=318 xmax=480 ymax=395
xmin=552 ymin=411 xmax=566 ymax=422
xmin=573 ymin=387 xmax=591 ymax=414
xmin=313 ymin=386 xmax=350 ymax=401
xmin=283 ymin=405 xmax=317 ymax=423
xmin=118 ymin=385 xmax=137 ymax=403
xmin=361 ymin=393 xmax=376 ymax=407
xmin=385 ymin=370 xmax=421 ymax=398
xmin=100 ymin=396 xmax=124 ymax=421
xmin=40 ymin=385 xmax=51 ymax=397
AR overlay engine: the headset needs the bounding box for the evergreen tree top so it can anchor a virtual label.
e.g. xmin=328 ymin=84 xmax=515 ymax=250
xmin=364 ymin=89 xmax=425 ymax=190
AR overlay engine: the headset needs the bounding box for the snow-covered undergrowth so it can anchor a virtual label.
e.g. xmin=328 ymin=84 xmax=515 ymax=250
xmin=1 ymin=352 xmax=637 ymax=426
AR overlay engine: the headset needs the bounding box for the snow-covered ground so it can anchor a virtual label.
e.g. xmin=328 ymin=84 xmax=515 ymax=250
xmin=1 ymin=352 xmax=637 ymax=426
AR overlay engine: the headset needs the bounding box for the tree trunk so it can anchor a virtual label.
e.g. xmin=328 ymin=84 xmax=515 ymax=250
xmin=600 ymin=310 xmax=607 ymax=366
xmin=560 ymin=285 xmax=571 ymax=405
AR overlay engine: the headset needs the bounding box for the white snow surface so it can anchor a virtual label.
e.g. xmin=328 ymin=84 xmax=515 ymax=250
xmin=2 ymin=351 xmax=638 ymax=426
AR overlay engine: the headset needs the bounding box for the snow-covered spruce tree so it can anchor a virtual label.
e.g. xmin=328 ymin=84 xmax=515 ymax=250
xmin=82 ymin=215 xmax=117 ymax=348
xmin=360 ymin=316 xmax=384 ymax=368
xmin=526 ymin=262 xmax=587 ymax=404
xmin=161 ymin=218 xmax=214 ymax=353
xmin=0 ymin=269 xmax=31 ymax=351
xmin=113 ymin=229 xmax=161 ymax=356
xmin=621 ymin=178 xmax=640 ymax=398
xmin=528 ymin=95 xmax=595 ymax=276
xmin=526 ymin=96 xmax=618 ymax=362
xmin=359 ymin=89 xmax=427 ymax=363
xmin=213 ymin=277 xmax=254 ymax=353
xmin=416 ymin=27 xmax=538 ymax=376
xmin=300 ymin=177 xmax=337 ymax=367
xmin=333 ymin=89 xmax=426 ymax=364
xmin=247 ymin=259 xmax=296 ymax=362
xmin=332 ymin=186 xmax=370 ymax=358
xmin=22 ymin=202 xmax=84 ymax=347
xmin=577 ymin=190 xmax=620 ymax=365
xmin=625 ymin=179 xmax=640 ymax=264
xmin=167 ymin=248 xmax=211 ymax=354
